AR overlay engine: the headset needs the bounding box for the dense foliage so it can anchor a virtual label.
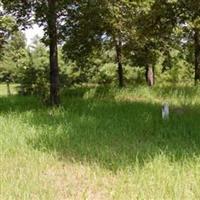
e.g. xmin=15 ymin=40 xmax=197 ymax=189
xmin=1 ymin=0 xmax=200 ymax=103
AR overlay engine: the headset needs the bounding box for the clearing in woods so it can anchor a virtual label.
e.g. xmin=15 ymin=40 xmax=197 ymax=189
xmin=1 ymin=85 xmax=200 ymax=199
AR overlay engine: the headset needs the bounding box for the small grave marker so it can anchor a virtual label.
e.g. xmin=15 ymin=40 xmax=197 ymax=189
xmin=162 ymin=103 xmax=169 ymax=120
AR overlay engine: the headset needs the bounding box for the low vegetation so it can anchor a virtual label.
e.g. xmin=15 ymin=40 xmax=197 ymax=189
xmin=1 ymin=85 xmax=200 ymax=199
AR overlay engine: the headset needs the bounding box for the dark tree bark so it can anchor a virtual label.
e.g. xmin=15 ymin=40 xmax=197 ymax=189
xmin=146 ymin=64 xmax=154 ymax=86
xmin=115 ymin=37 xmax=124 ymax=88
xmin=194 ymin=29 xmax=200 ymax=85
xmin=47 ymin=0 xmax=59 ymax=106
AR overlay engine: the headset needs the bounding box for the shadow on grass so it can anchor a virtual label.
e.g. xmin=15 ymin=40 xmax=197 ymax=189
xmin=27 ymin=98 xmax=200 ymax=171
xmin=1 ymin=87 xmax=200 ymax=171
xmin=0 ymin=95 xmax=42 ymax=113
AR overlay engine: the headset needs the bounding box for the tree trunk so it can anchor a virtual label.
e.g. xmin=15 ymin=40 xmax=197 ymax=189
xmin=194 ymin=29 xmax=200 ymax=85
xmin=146 ymin=64 xmax=154 ymax=86
xmin=6 ymin=81 xmax=11 ymax=95
xmin=47 ymin=0 xmax=59 ymax=106
xmin=115 ymin=38 xmax=124 ymax=88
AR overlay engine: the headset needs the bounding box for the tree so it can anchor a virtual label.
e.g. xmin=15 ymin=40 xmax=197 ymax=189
xmin=151 ymin=0 xmax=200 ymax=85
xmin=62 ymin=0 xmax=141 ymax=88
xmin=18 ymin=38 xmax=49 ymax=97
xmin=0 ymin=12 xmax=17 ymax=59
xmin=0 ymin=16 xmax=26 ymax=95
xmin=2 ymin=0 xmax=72 ymax=105
xmin=125 ymin=0 xmax=178 ymax=86
xmin=175 ymin=0 xmax=200 ymax=84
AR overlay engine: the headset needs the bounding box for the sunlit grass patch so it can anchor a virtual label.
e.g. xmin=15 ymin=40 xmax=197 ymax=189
xmin=0 ymin=84 xmax=18 ymax=96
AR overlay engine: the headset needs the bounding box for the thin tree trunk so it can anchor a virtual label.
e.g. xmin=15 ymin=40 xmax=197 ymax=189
xmin=115 ymin=38 xmax=124 ymax=88
xmin=194 ymin=29 xmax=200 ymax=85
xmin=47 ymin=0 xmax=59 ymax=106
xmin=6 ymin=81 xmax=11 ymax=95
xmin=146 ymin=64 xmax=154 ymax=86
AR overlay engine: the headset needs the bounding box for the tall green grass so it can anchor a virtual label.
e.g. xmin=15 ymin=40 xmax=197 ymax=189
xmin=1 ymin=85 xmax=200 ymax=199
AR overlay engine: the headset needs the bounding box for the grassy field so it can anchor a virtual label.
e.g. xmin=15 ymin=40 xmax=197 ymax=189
xmin=1 ymin=85 xmax=200 ymax=199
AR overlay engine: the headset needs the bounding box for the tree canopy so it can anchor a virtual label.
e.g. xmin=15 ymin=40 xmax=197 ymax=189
xmin=1 ymin=0 xmax=199 ymax=103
